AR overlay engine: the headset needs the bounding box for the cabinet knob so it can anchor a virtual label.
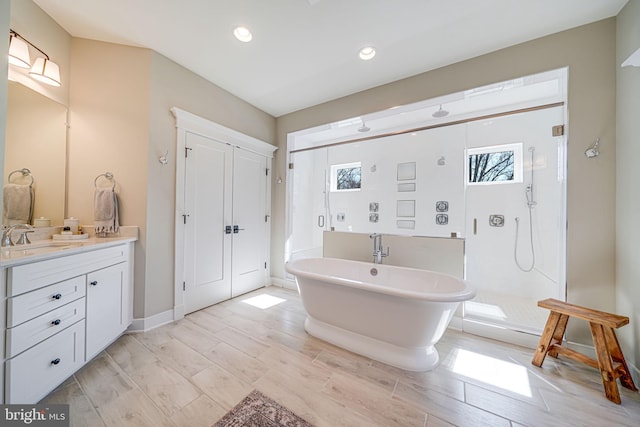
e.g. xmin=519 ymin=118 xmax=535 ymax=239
xmin=51 ymin=358 xmax=61 ymax=365
xmin=51 ymin=319 xmax=61 ymax=326
xmin=90 ymin=281 xmax=98 ymax=286
xmin=52 ymin=293 xmax=62 ymax=300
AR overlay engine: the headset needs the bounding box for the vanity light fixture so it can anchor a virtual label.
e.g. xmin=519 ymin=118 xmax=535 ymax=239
xmin=359 ymin=46 xmax=376 ymax=60
xmin=233 ymin=26 xmax=253 ymax=42
xmin=8 ymin=29 xmax=61 ymax=87
xmin=8 ymin=32 xmax=31 ymax=68
xmin=29 ymin=57 xmax=61 ymax=87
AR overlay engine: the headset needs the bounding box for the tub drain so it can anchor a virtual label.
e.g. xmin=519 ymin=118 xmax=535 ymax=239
xmin=370 ymin=268 xmax=378 ymax=276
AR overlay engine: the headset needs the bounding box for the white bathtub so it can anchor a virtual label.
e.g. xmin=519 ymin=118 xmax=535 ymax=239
xmin=285 ymin=257 xmax=475 ymax=371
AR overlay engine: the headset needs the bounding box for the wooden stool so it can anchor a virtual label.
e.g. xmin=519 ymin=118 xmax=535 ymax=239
xmin=532 ymin=298 xmax=637 ymax=404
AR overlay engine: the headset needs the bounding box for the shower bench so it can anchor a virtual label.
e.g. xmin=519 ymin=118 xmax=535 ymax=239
xmin=532 ymin=298 xmax=637 ymax=404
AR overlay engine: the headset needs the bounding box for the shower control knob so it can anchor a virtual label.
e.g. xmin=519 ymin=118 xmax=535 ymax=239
xmin=489 ymin=215 xmax=505 ymax=227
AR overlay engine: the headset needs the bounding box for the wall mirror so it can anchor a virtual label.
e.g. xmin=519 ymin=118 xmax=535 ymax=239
xmin=4 ymin=81 xmax=67 ymax=226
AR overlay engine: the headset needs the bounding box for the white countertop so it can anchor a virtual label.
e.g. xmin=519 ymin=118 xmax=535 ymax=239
xmin=0 ymin=230 xmax=138 ymax=267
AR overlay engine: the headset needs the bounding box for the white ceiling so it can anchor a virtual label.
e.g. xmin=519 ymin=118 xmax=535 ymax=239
xmin=33 ymin=0 xmax=626 ymax=117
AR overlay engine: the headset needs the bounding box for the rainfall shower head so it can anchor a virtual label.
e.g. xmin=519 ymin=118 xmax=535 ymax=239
xmin=432 ymin=105 xmax=449 ymax=118
xmin=357 ymin=120 xmax=370 ymax=132
xmin=585 ymin=138 xmax=600 ymax=158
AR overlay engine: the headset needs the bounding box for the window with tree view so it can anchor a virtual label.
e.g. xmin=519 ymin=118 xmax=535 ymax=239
xmin=467 ymin=143 xmax=522 ymax=185
xmin=331 ymin=162 xmax=361 ymax=191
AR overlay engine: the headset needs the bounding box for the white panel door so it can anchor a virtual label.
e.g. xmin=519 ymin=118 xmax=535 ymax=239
xmin=184 ymin=132 xmax=233 ymax=313
xmin=231 ymin=148 xmax=268 ymax=297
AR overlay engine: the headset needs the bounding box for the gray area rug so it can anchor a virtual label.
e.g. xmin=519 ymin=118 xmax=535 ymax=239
xmin=213 ymin=390 xmax=315 ymax=427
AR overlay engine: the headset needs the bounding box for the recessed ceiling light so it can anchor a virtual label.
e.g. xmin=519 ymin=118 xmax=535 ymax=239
xmin=233 ymin=26 xmax=253 ymax=43
xmin=359 ymin=46 xmax=376 ymax=60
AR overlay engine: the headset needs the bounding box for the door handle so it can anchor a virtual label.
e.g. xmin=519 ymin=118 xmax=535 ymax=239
xmin=233 ymin=225 xmax=245 ymax=234
xmin=225 ymin=226 xmax=232 ymax=234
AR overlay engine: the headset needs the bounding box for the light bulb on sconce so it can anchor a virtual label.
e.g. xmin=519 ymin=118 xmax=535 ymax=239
xmin=8 ymin=29 xmax=62 ymax=87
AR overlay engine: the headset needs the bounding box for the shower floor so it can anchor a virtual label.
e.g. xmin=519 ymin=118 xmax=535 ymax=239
xmin=463 ymin=291 xmax=552 ymax=335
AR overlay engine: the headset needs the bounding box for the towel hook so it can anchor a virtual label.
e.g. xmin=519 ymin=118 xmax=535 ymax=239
xmin=7 ymin=168 xmax=34 ymax=187
xmin=94 ymin=172 xmax=116 ymax=190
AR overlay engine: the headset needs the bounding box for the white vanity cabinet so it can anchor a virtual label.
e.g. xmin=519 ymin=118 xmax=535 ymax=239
xmin=85 ymin=261 xmax=129 ymax=360
xmin=2 ymin=242 xmax=134 ymax=404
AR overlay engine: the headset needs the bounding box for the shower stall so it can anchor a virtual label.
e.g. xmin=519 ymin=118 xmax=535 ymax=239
xmin=462 ymin=105 xmax=566 ymax=344
xmin=286 ymin=69 xmax=567 ymax=343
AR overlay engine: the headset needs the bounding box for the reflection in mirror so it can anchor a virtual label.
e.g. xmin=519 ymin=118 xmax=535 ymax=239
xmin=4 ymin=81 xmax=67 ymax=226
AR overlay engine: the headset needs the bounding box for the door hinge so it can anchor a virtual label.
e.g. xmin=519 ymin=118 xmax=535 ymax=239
xmin=183 ymin=214 xmax=189 ymax=224
xmin=266 ymin=168 xmax=270 ymax=176
xmin=183 ymin=281 xmax=186 ymax=291
xmin=264 ymin=262 xmax=267 ymax=269
xmin=288 ymin=162 xmax=294 ymax=169
xmin=185 ymin=147 xmax=193 ymax=157
xmin=265 ymin=214 xmax=270 ymax=222
xmin=552 ymin=125 xmax=564 ymax=136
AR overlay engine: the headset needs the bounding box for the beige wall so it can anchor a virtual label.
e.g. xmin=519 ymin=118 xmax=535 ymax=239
xmin=145 ymin=51 xmax=275 ymax=318
xmin=274 ymin=19 xmax=617 ymax=345
xmin=67 ymin=39 xmax=152 ymax=318
xmin=616 ymin=0 xmax=640 ymax=379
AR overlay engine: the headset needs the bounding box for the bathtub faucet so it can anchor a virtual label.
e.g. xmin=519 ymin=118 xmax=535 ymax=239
xmin=369 ymin=233 xmax=389 ymax=264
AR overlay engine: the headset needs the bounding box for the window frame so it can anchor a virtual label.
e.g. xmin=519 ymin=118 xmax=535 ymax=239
xmin=466 ymin=143 xmax=523 ymax=186
xmin=330 ymin=161 xmax=362 ymax=192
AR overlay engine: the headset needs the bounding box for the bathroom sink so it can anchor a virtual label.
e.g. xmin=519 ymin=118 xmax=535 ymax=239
xmin=5 ymin=240 xmax=87 ymax=254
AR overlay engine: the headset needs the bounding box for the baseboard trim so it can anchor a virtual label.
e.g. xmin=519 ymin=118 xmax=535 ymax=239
xmin=127 ymin=308 xmax=175 ymax=333
xmin=270 ymin=276 xmax=297 ymax=290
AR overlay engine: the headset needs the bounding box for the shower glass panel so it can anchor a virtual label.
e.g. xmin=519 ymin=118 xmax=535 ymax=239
xmin=462 ymin=106 xmax=566 ymax=337
xmin=287 ymin=148 xmax=328 ymax=263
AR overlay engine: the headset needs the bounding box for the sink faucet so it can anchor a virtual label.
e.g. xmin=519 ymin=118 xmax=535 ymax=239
xmin=1 ymin=224 xmax=34 ymax=247
xmin=369 ymin=233 xmax=389 ymax=264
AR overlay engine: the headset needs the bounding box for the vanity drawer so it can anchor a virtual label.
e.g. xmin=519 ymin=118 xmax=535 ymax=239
xmin=7 ymin=275 xmax=85 ymax=327
xmin=8 ymin=244 xmax=129 ymax=296
xmin=6 ymin=298 xmax=86 ymax=358
xmin=5 ymin=320 xmax=85 ymax=404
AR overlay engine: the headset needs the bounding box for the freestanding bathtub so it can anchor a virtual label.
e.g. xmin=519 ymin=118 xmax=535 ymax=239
xmin=285 ymin=257 xmax=475 ymax=371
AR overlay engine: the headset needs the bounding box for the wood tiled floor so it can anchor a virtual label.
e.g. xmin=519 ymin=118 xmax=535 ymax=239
xmin=43 ymin=287 xmax=640 ymax=426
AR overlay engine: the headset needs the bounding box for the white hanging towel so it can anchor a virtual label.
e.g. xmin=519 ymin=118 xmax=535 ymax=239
xmin=3 ymin=183 xmax=34 ymax=225
xmin=94 ymin=187 xmax=119 ymax=233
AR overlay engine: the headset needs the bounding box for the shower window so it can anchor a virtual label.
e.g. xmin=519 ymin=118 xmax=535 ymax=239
xmin=330 ymin=162 xmax=361 ymax=191
xmin=467 ymin=143 xmax=523 ymax=185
